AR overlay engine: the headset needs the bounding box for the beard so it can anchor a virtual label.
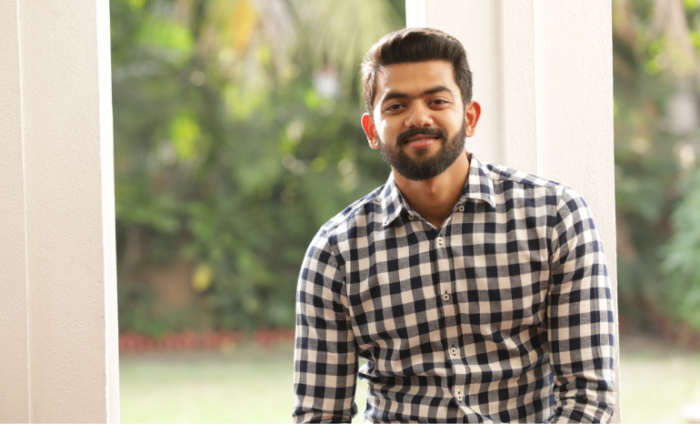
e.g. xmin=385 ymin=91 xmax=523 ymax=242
xmin=378 ymin=120 xmax=467 ymax=181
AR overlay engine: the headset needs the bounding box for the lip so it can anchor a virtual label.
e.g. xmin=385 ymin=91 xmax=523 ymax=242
xmin=405 ymin=136 xmax=439 ymax=148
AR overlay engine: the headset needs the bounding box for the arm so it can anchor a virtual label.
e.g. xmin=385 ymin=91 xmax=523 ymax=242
xmin=548 ymin=188 xmax=616 ymax=423
xmin=293 ymin=231 xmax=359 ymax=423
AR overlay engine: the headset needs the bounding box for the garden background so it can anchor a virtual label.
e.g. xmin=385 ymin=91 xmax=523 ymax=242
xmin=113 ymin=0 xmax=700 ymax=422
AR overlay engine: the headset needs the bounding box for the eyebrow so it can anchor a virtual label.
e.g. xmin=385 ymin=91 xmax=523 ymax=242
xmin=380 ymin=86 xmax=454 ymax=104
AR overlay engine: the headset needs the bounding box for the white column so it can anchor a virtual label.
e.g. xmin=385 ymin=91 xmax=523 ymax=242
xmin=408 ymin=0 xmax=620 ymax=421
xmin=0 ymin=1 xmax=30 ymax=420
xmin=0 ymin=1 xmax=120 ymax=422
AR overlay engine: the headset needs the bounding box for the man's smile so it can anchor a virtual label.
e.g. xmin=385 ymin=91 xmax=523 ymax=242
xmin=396 ymin=127 xmax=447 ymax=149
xmin=404 ymin=133 xmax=440 ymax=148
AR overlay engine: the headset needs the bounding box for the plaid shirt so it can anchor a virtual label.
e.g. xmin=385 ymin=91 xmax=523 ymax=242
xmin=293 ymin=154 xmax=615 ymax=423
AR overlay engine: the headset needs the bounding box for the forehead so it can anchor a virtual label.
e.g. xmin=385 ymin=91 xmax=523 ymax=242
xmin=376 ymin=60 xmax=457 ymax=98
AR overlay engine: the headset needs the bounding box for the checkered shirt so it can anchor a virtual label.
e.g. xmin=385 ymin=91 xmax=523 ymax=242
xmin=293 ymin=154 xmax=616 ymax=423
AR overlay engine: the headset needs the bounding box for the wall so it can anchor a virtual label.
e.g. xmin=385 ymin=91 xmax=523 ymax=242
xmin=0 ymin=1 xmax=30 ymax=419
xmin=408 ymin=0 xmax=621 ymax=421
xmin=0 ymin=1 xmax=119 ymax=422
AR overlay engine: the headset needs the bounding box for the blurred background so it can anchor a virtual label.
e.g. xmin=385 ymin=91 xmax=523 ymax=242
xmin=112 ymin=0 xmax=700 ymax=422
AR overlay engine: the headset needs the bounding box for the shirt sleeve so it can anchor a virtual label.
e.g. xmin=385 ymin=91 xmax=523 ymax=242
xmin=547 ymin=188 xmax=616 ymax=423
xmin=293 ymin=229 xmax=359 ymax=423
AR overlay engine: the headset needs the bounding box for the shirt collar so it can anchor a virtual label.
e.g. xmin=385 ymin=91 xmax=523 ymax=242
xmin=380 ymin=152 xmax=496 ymax=227
xmin=462 ymin=154 xmax=497 ymax=208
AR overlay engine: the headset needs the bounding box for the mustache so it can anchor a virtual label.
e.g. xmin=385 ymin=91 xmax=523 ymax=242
xmin=396 ymin=127 xmax=448 ymax=145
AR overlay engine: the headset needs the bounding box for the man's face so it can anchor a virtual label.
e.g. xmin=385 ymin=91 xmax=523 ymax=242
xmin=361 ymin=60 xmax=479 ymax=181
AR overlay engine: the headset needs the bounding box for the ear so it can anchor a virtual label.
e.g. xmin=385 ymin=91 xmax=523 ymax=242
xmin=465 ymin=101 xmax=482 ymax=137
xmin=362 ymin=113 xmax=380 ymax=149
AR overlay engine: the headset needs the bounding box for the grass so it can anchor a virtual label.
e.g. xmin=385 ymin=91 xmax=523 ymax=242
xmin=119 ymin=344 xmax=368 ymax=423
xmin=618 ymin=335 xmax=700 ymax=423
xmin=120 ymin=335 xmax=700 ymax=423
xmin=121 ymin=344 xmax=296 ymax=423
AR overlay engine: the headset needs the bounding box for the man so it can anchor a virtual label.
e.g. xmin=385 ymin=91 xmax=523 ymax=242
xmin=293 ymin=28 xmax=615 ymax=423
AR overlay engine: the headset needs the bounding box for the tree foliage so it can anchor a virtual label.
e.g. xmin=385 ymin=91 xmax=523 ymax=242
xmin=613 ymin=0 xmax=700 ymax=331
xmin=112 ymin=0 xmax=404 ymax=335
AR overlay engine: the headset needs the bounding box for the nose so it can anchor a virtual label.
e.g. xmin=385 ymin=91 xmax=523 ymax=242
xmin=404 ymin=103 xmax=433 ymax=128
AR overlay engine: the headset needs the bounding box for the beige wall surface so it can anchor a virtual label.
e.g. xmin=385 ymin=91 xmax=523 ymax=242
xmin=0 ymin=0 xmax=30 ymax=420
xmin=0 ymin=1 xmax=119 ymax=422
xmin=410 ymin=0 xmax=620 ymax=421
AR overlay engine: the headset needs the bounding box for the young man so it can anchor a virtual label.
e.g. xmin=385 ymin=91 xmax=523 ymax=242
xmin=293 ymin=28 xmax=615 ymax=423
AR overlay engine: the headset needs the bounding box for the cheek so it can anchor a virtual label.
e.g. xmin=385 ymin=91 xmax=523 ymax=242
xmin=377 ymin=122 xmax=397 ymax=138
xmin=443 ymin=115 xmax=465 ymax=133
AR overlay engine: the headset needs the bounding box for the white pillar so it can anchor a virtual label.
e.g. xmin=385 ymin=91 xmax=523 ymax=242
xmin=0 ymin=1 xmax=30 ymax=420
xmin=408 ymin=0 xmax=620 ymax=421
xmin=0 ymin=1 xmax=119 ymax=422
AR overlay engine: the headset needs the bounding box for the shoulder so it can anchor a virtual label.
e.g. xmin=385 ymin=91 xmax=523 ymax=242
xmin=473 ymin=158 xmax=595 ymax=233
xmin=486 ymin=162 xmax=563 ymax=191
xmin=318 ymin=185 xmax=385 ymax=238
xmin=321 ymin=187 xmax=383 ymax=233
xmin=304 ymin=185 xmax=385 ymax=258
xmin=482 ymin=161 xmax=586 ymax=207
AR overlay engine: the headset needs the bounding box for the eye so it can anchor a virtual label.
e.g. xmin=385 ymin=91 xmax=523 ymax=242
xmin=430 ymin=99 xmax=450 ymax=106
xmin=384 ymin=103 xmax=404 ymax=113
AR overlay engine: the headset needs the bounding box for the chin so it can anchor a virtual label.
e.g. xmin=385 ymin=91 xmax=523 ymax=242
xmin=412 ymin=148 xmax=432 ymax=158
xmin=402 ymin=143 xmax=442 ymax=158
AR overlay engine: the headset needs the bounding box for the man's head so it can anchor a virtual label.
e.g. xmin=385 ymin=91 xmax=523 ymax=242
xmin=360 ymin=28 xmax=480 ymax=182
xmin=361 ymin=28 xmax=473 ymax=116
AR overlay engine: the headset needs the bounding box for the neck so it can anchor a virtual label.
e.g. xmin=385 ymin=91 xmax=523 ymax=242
xmin=393 ymin=150 xmax=471 ymax=229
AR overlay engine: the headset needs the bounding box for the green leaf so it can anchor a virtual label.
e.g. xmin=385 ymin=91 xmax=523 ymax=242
xmin=170 ymin=113 xmax=200 ymax=161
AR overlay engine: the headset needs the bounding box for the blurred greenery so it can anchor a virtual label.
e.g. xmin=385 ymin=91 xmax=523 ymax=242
xmin=113 ymin=0 xmax=700 ymax=337
xmin=112 ymin=0 xmax=404 ymax=335
xmin=613 ymin=0 xmax=700 ymax=334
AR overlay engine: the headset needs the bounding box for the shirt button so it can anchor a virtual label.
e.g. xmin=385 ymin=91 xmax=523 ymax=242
xmin=408 ymin=213 xmax=414 ymax=220
xmin=457 ymin=392 xmax=463 ymax=402
xmin=450 ymin=347 xmax=457 ymax=356
xmin=442 ymin=292 xmax=450 ymax=302
xmin=458 ymin=205 xmax=465 ymax=212
xmin=437 ymin=237 xmax=443 ymax=246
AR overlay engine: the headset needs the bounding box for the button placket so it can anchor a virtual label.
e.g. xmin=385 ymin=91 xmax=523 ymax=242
xmin=434 ymin=231 xmax=465 ymax=409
